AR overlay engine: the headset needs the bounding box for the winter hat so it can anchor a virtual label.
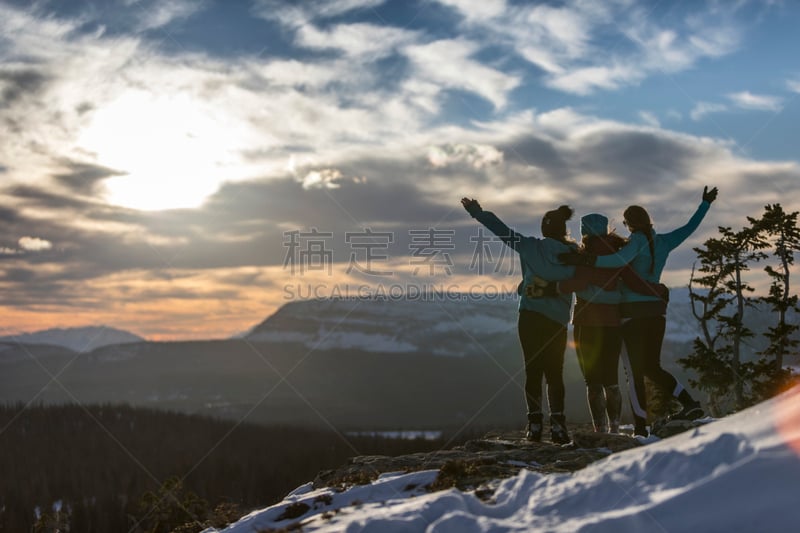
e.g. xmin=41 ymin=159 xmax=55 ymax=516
xmin=541 ymin=205 xmax=573 ymax=240
xmin=581 ymin=213 xmax=608 ymax=237
xmin=623 ymin=205 xmax=652 ymax=231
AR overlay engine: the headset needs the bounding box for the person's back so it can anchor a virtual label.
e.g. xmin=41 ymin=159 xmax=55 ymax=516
xmin=573 ymin=233 xmax=627 ymax=325
xmin=461 ymin=198 xmax=576 ymax=444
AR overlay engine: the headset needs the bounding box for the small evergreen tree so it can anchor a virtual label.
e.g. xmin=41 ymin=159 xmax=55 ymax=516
xmin=679 ymin=225 xmax=767 ymax=413
xmin=748 ymin=204 xmax=800 ymax=399
xmin=132 ymin=477 xmax=209 ymax=533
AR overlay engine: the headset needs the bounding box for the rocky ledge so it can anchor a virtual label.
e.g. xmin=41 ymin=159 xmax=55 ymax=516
xmin=312 ymin=417 xmax=705 ymax=504
xmin=313 ymin=428 xmax=643 ymax=502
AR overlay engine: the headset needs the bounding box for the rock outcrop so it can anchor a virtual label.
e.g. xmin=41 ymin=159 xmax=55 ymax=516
xmin=314 ymin=428 xmax=643 ymax=501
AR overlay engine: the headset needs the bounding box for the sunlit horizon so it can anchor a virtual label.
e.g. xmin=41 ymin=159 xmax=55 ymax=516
xmin=2 ymin=0 xmax=799 ymax=339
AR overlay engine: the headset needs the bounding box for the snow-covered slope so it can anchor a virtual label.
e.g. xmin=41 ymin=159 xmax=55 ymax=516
xmin=0 ymin=326 xmax=144 ymax=352
xmin=211 ymin=385 xmax=800 ymax=532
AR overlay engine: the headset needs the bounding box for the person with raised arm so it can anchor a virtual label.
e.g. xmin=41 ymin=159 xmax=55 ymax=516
xmin=461 ymin=197 xmax=576 ymax=444
xmin=559 ymin=187 xmax=718 ymax=437
xmin=529 ymin=213 xmax=668 ymax=434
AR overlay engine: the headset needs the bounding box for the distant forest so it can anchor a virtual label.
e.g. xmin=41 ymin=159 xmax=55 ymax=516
xmin=0 ymin=403 xmax=468 ymax=532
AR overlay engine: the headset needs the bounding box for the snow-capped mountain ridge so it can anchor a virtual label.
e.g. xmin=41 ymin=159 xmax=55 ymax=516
xmin=244 ymin=289 xmax=796 ymax=357
xmin=0 ymin=326 xmax=144 ymax=353
xmin=245 ymin=297 xmax=519 ymax=356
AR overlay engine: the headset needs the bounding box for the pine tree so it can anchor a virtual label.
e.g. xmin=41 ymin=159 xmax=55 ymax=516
xmin=748 ymin=204 xmax=800 ymax=399
xmin=679 ymin=225 xmax=767 ymax=413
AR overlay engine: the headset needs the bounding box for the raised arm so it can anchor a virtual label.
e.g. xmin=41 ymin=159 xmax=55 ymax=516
xmin=461 ymin=197 xmax=529 ymax=252
xmin=660 ymin=186 xmax=717 ymax=251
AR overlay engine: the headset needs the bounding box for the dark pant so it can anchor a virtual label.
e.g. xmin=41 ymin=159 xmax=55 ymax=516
xmin=574 ymin=325 xmax=622 ymax=386
xmin=518 ymin=310 xmax=567 ymax=421
xmin=621 ymin=315 xmax=679 ymax=427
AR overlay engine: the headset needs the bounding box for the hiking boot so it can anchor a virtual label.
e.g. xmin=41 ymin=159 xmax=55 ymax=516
xmin=671 ymin=401 xmax=704 ymax=421
xmin=633 ymin=415 xmax=649 ymax=438
xmin=587 ymin=384 xmax=608 ymax=433
xmin=605 ymin=385 xmax=622 ymax=434
xmin=526 ymin=413 xmax=543 ymax=442
xmin=550 ymin=414 xmax=571 ymax=444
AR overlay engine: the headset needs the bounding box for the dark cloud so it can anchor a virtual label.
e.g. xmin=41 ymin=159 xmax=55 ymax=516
xmin=53 ymin=160 xmax=126 ymax=194
xmin=0 ymin=267 xmax=35 ymax=282
xmin=7 ymin=184 xmax=95 ymax=211
xmin=207 ymin=175 xmax=451 ymax=228
xmin=499 ymin=134 xmax=569 ymax=176
xmin=576 ymin=130 xmax=697 ymax=182
xmin=75 ymin=101 xmax=94 ymax=115
xmin=0 ymin=205 xmax=19 ymax=223
xmin=0 ymin=67 xmax=50 ymax=108
xmin=131 ymin=287 xmax=242 ymax=301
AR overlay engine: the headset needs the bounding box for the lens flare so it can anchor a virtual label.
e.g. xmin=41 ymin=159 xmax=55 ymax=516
xmin=774 ymin=384 xmax=800 ymax=457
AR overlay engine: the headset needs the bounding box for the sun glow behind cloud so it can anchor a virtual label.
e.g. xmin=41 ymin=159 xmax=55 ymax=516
xmin=77 ymin=89 xmax=255 ymax=210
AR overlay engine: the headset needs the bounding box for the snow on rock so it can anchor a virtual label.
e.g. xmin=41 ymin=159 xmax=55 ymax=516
xmin=211 ymin=385 xmax=800 ymax=532
xmin=310 ymin=331 xmax=418 ymax=353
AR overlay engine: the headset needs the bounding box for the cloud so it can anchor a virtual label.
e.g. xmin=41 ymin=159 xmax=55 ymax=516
xmin=665 ymin=109 xmax=683 ymax=121
xmin=296 ymin=22 xmax=417 ymax=59
xmin=427 ymin=144 xmax=503 ymax=169
xmin=301 ymin=168 xmax=345 ymax=189
xmin=727 ymin=91 xmax=783 ymax=111
xmin=436 ymin=0 xmax=741 ymax=95
xmin=404 ymin=38 xmax=520 ymax=109
xmin=252 ymin=0 xmax=386 ymax=27
xmin=690 ymin=102 xmax=728 ymax=121
xmin=548 ymin=64 xmax=640 ymax=95
xmin=53 ymin=161 xmax=126 ymax=195
xmin=0 ymin=66 xmax=51 ymax=109
xmin=788 ymin=79 xmax=800 ymax=93
xmin=435 ymin=0 xmax=509 ymax=21
xmin=638 ymin=111 xmax=661 ymax=128
xmin=132 ymin=0 xmax=207 ymax=31
xmin=18 ymin=236 xmax=53 ymax=252
xmin=0 ymin=234 xmax=53 ymax=256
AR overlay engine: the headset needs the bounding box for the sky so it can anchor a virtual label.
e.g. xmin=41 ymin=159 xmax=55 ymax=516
xmin=212 ymin=384 xmax=800 ymax=532
xmin=1 ymin=0 xmax=799 ymax=340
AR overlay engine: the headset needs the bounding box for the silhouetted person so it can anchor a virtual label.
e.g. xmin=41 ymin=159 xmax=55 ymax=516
xmin=462 ymin=198 xmax=576 ymax=444
xmin=560 ymin=186 xmax=718 ymax=436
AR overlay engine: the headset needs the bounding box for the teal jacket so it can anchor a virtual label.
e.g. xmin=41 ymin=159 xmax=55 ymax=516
xmin=473 ymin=211 xmax=576 ymax=324
xmin=594 ymin=201 xmax=711 ymax=304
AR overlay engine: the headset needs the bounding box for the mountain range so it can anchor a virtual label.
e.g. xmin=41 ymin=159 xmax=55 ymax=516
xmin=0 ymin=326 xmax=144 ymax=353
xmin=0 ymin=291 xmax=795 ymax=431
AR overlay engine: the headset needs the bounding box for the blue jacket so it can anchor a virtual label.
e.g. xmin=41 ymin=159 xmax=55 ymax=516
xmin=594 ymin=201 xmax=711 ymax=304
xmin=473 ymin=211 xmax=576 ymax=324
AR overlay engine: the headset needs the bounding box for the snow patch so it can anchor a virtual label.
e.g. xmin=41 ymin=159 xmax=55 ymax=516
xmin=212 ymin=385 xmax=800 ymax=532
